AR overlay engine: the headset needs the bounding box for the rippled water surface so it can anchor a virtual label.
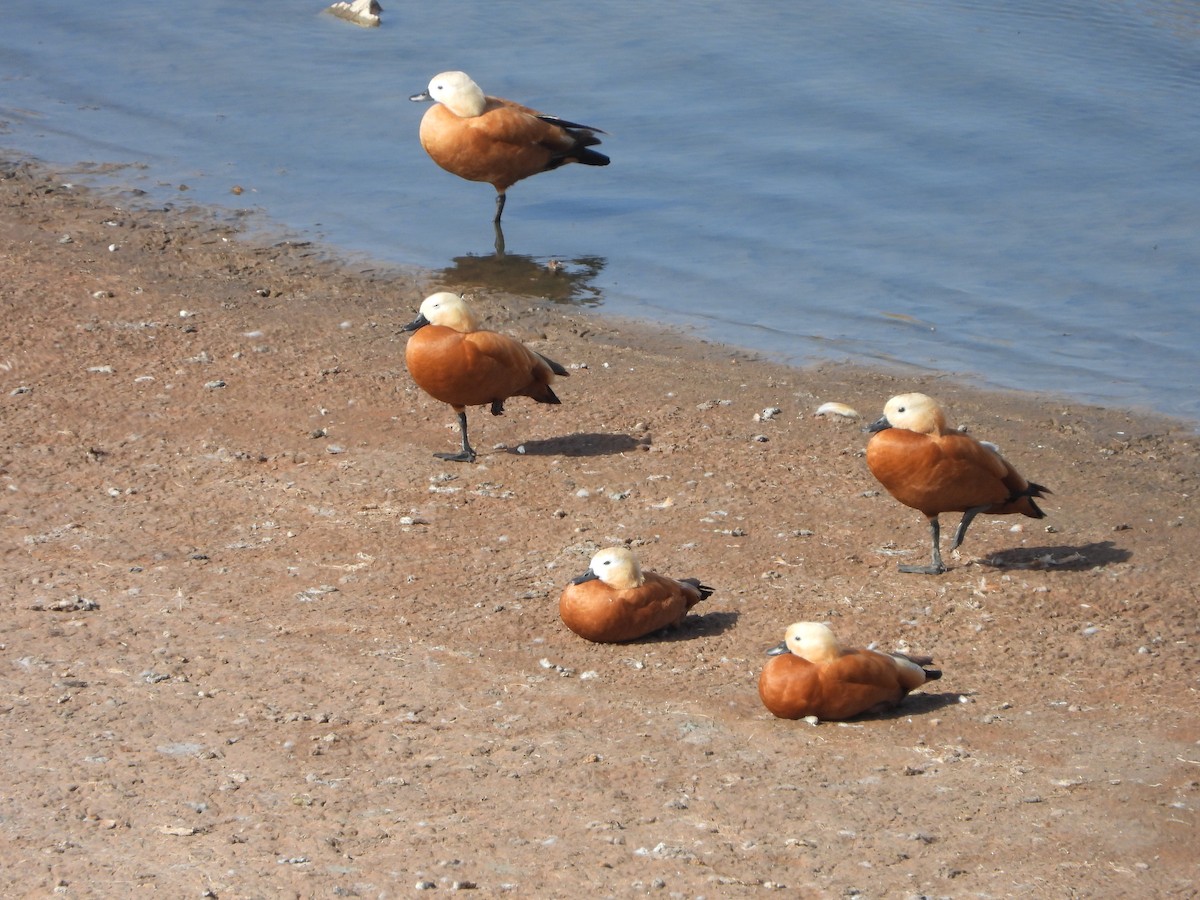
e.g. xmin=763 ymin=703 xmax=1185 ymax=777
xmin=3 ymin=0 xmax=1198 ymax=420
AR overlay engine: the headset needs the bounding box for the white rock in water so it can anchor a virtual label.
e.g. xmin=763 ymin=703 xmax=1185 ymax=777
xmin=815 ymin=401 xmax=860 ymax=419
xmin=326 ymin=0 xmax=382 ymax=27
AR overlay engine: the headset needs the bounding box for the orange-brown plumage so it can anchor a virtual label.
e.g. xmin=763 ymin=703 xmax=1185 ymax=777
xmin=866 ymin=393 xmax=1050 ymax=574
xmin=402 ymin=293 xmax=567 ymax=462
xmin=758 ymin=622 xmax=941 ymax=721
xmin=559 ymin=547 xmax=713 ymax=643
xmin=410 ymin=71 xmax=609 ymax=223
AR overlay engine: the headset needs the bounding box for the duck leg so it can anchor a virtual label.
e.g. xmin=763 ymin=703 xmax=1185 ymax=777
xmin=434 ymin=409 xmax=477 ymax=463
xmin=899 ymin=517 xmax=947 ymax=575
xmin=493 ymin=192 xmax=507 ymax=225
xmin=951 ymin=504 xmax=991 ymax=550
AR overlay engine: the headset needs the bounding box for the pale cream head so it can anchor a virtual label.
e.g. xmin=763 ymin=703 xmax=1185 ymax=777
xmin=418 ymin=292 xmax=480 ymax=333
xmin=882 ymin=392 xmax=947 ymax=436
xmin=426 ymin=71 xmax=487 ymax=118
xmin=783 ymin=621 xmax=842 ymax=663
xmin=588 ymin=547 xmax=645 ymax=590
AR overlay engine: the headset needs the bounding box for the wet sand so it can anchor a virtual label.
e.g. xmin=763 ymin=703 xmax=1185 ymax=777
xmin=2 ymin=156 xmax=1197 ymax=896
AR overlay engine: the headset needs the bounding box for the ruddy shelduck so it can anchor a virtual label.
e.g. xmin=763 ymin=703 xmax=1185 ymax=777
xmin=410 ymin=71 xmax=610 ymax=224
xmin=866 ymin=392 xmax=1050 ymax=574
xmin=401 ymin=292 xmax=568 ymax=462
xmin=758 ymin=622 xmax=941 ymax=721
xmin=559 ymin=547 xmax=713 ymax=643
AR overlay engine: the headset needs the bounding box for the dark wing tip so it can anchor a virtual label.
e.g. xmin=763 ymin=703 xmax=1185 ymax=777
xmin=536 ymin=352 xmax=570 ymax=377
xmin=1029 ymin=481 xmax=1052 ymax=497
xmin=536 ymin=114 xmax=607 ymax=135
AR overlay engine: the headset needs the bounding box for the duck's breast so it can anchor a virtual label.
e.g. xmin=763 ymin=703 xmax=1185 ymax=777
xmin=758 ymin=654 xmax=822 ymax=719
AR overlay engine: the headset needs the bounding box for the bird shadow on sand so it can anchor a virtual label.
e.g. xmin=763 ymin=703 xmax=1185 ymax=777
xmin=631 ymin=611 xmax=740 ymax=645
xmin=979 ymin=540 xmax=1130 ymax=572
xmin=853 ymin=691 xmax=967 ymax=722
xmin=509 ymin=432 xmax=649 ymax=457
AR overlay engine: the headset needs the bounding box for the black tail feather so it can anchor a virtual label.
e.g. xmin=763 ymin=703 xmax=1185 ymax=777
xmin=1027 ymin=481 xmax=1051 ymax=518
xmin=1004 ymin=481 xmax=1051 ymax=518
xmin=680 ymin=578 xmax=715 ymax=602
xmin=537 ymin=352 xmax=570 ymax=377
xmin=573 ymin=147 xmax=610 ymax=167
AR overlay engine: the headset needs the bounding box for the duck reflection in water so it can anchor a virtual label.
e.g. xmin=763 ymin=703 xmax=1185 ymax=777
xmin=435 ymin=249 xmax=606 ymax=306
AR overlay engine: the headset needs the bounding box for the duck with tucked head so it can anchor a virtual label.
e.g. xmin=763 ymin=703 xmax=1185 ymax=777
xmin=758 ymin=622 xmax=941 ymax=721
xmin=559 ymin=547 xmax=713 ymax=643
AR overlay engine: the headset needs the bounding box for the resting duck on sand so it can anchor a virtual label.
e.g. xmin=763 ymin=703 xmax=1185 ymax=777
xmin=559 ymin=547 xmax=712 ymax=643
xmin=758 ymin=622 xmax=941 ymax=721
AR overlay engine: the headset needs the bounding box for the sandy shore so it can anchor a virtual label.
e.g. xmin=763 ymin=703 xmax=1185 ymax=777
xmin=2 ymin=155 xmax=1197 ymax=897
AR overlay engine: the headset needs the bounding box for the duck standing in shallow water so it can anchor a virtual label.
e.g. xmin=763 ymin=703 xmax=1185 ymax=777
xmin=866 ymin=392 xmax=1050 ymax=575
xmin=410 ymin=71 xmax=609 ymax=225
xmin=559 ymin=547 xmax=713 ymax=643
xmin=401 ymin=293 xmax=568 ymax=463
xmin=758 ymin=622 xmax=941 ymax=721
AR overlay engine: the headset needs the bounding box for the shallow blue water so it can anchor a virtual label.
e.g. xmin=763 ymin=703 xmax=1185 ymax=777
xmin=2 ymin=0 xmax=1197 ymax=421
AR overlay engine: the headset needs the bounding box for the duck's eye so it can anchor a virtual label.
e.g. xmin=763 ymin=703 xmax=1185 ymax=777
xmin=897 ymin=406 xmax=906 ymax=413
